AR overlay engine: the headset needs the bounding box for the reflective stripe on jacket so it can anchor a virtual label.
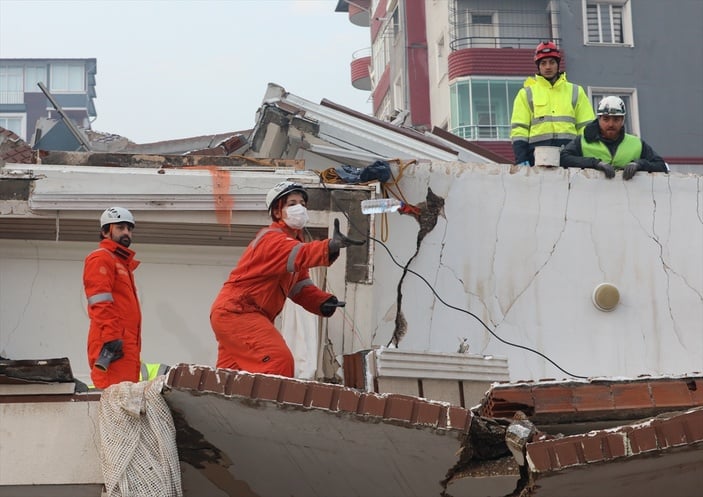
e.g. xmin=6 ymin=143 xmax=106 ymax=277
xmin=581 ymin=133 xmax=643 ymax=168
xmin=510 ymin=73 xmax=594 ymax=145
xmin=211 ymin=221 xmax=334 ymax=321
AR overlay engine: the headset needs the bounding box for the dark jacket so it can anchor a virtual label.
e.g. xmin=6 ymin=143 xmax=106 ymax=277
xmin=560 ymin=119 xmax=668 ymax=173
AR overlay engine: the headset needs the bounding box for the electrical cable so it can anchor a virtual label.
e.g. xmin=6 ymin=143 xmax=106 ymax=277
xmin=317 ymin=177 xmax=588 ymax=380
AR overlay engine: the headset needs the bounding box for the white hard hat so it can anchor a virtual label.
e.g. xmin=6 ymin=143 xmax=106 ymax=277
xmin=597 ymin=96 xmax=626 ymax=116
xmin=265 ymin=181 xmax=308 ymax=211
xmin=100 ymin=207 xmax=135 ymax=227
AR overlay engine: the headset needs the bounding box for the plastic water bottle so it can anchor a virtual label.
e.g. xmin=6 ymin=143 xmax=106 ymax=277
xmin=361 ymin=198 xmax=404 ymax=214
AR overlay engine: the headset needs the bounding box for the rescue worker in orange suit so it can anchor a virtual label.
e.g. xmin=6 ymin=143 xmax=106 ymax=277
xmin=210 ymin=181 xmax=364 ymax=377
xmin=83 ymin=207 xmax=141 ymax=389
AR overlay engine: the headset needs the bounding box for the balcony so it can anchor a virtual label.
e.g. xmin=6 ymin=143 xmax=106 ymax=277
xmin=335 ymin=0 xmax=370 ymax=27
xmin=350 ymin=48 xmax=372 ymax=91
xmin=348 ymin=0 xmax=370 ymax=27
xmin=449 ymin=2 xmax=561 ymax=50
xmin=0 ymin=90 xmax=24 ymax=105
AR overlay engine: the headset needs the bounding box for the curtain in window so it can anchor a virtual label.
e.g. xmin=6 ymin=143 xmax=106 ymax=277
xmin=50 ymin=63 xmax=85 ymax=91
xmin=0 ymin=66 xmax=24 ymax=104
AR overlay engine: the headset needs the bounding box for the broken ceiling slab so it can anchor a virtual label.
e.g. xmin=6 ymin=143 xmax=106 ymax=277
xmin=36 ymin=150 xmax=284 ymax=169
xmin=252 ymin=83 xmax=499 ymax=166
xmin=478 ymin=374 xmax=703 ymax=426
xmin=2 ymin=164 xmax=323 ymax=212
xmin=164 ymin=364 xmax=480 ymax=497
xmin=0 ymin=357 xmax=77 ymax=395
xmin=521 ymin=407 xmax=703 ymax=497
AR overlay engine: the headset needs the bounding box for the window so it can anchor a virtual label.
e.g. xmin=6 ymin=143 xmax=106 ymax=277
xmin=377 ymin=93 xmax=393 ymax=122
xmin=0 ymin=114 xmax=26 ymax=140
xmin=50 ymin=63 xmax=85 ymax=92
xmin=24 ymin=66 xmax=47 ymax=92
xmin=450 ymin=78 xmax=523 ymax=140
xmin=455 ymin=10 xmax=497 ymax=48
xmin=0 ymin=66 xmax=24 ymax=104
xmin=589 ymin=87 xmax=639 ymax=136
xmin=584 ymin=0 xmax=633 ymax=45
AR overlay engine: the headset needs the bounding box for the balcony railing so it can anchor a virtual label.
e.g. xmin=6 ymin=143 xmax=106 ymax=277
xmin=0 ymin=91 xmax=24 ymax=104
xmin=449 ymin=3 xmax=560 ymax=51
xmin=451 ymin=124 xmax=512 ymax=141
xmin=449 ymin=36 xmax=560 ymax=51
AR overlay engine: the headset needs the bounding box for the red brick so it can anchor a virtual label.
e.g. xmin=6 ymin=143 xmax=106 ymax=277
xmin=446 ymin=406 xmax=470 ymax=431
xmin=415 ymin=401 xmax=442 ymax=426
xmin=655 ymin=417 xmax=688 ymax=447
xmin=532 ymin=386 xmax=576 ymax=414
xmin=482 ymin=387 xmax=535 ymax=417
xmin=305 ymin=383 xmax=335 ymax=409
xmin=358 ymin=393 xmax=386 ymax=417
xmin=278 ymin=379 xmax=308 ymax=405
xmin=650 ymin=381 xmax=693 ymax=407
xmin=612 ymin=383 xmax=654 ymax=410
xmin=526 ymin=444 xmax=553 ymax=472
xmin=580 ymin=434 xmax=607 ymax=462
xmin=550 ymin=438 xmax=582 ymax=468
xmin=628 ymin=424 xmax=658 ymax=454
xmin=572 ymin=384 xmax=613 ymax=412
xmin=227 ymin=373 xmax=255 ymax=397
xmin=169 ymin=364 xmax=205 ymax=390
xmin=602 ymin=433 xmax=627 ymax=459
xmin=685 ymin=379 xmax=703 ymax=406
xmin=384 ymin=394 xmax=417 ymax=422
xmin=682 ymin=409 xmax=703 ymax=441
xmin=336 ymin=388 xmax=361 ymax=413
xmin=251 ymin=375 xmax=282 ymax=401
xmin=201 ymin=370 xmax=227 ymax=394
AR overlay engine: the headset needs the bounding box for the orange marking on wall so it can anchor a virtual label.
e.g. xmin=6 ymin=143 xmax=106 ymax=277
xmin=182 ymin=166 xmax=233 ymax=227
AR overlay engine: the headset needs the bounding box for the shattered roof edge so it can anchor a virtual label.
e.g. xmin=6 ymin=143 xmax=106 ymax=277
xmin=165 ymin=363 xmax=474 ymax=432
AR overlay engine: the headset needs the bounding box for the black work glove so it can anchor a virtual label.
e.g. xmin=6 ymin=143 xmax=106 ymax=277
xmin=320 ymin=296 xmax=345 ymax=317
xmin=328 ymin=218 xmax=365 ymax=253
xmin=94 ymin=339 xmax=124 ymax=372
xmin=594 ymin=161 xmax=615 ymax=179
xmin=623 ymin=162 xmax=639 ymax=180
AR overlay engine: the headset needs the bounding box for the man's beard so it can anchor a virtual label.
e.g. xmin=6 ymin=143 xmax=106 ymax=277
xmin=118 ymin=236 xmax=131 ymax=248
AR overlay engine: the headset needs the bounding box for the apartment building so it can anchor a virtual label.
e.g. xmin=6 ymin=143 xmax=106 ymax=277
xmin=336 ymin=0 xmax=703 ymax=167
xmin=0 ymin=58 xmax=97 ymax=143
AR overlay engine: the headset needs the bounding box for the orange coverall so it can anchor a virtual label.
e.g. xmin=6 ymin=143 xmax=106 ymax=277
xmin=83 ymin=238 xmax=142 ymax=389
xmin=210 ymin=221 xmax=336 ymax=377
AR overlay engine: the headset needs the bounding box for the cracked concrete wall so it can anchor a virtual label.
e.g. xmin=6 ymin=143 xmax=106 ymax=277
xmin=363 ymin=162 xmax=703 ymax=380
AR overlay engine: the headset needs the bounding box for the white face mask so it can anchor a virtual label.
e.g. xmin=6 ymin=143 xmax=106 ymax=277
xmin=283 ymin=204 xmax=309 ymax=230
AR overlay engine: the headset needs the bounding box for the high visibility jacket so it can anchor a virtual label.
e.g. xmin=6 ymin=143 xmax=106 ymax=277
xmin=581 ymin=133 xmax=643 ymax=168
xmin=510 ymin=73 xmax=594 ymax=164
xmin=83 ymin=238 xmax=141 ymax=388
xmin=560 ymin=119 xmax=669 ymax=174
xmin=140 ymin=362 xmax=170 ymax=381
xmin=211 ymin=221 xmax=335 ymax=321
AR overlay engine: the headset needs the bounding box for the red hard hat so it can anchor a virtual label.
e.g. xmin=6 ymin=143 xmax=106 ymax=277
xmin=534 ymin=41 xmax=561 ymax=63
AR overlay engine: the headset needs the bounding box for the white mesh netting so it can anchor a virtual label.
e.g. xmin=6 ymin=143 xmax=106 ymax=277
xmin=98 ymin=377 xmax=183 ymax=497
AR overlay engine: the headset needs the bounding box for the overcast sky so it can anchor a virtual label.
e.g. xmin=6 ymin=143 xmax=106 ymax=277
xmin=0 ymin=0 xmax=372 ymax=143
